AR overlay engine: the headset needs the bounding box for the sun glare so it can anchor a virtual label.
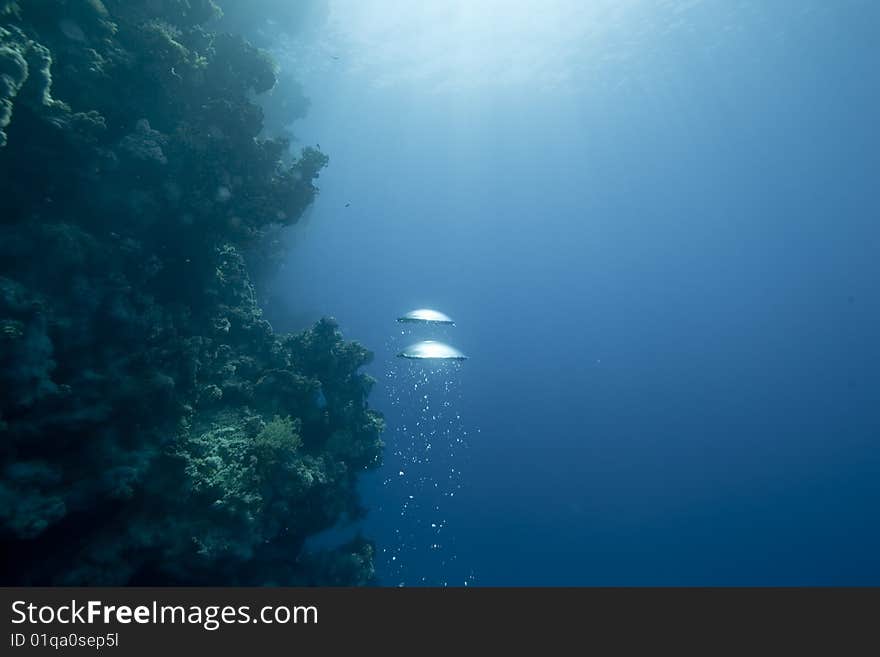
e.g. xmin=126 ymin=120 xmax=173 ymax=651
xmin=326 ymin=0 xmax=642 ymax=93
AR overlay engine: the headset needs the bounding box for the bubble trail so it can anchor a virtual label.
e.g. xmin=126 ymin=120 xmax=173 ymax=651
xmin=381 ymin=330 xmax=477 ymax=586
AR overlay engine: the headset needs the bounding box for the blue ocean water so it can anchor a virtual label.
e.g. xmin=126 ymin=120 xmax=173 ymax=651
xmin=266 ymin=0 xmax=880 ymax=585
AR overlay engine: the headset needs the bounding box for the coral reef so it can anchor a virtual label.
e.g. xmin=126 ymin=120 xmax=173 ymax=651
xmin=213 ymin=0 xmax=327 ymax=45
xmin=0 ymin=0 xmax=383 ymax=584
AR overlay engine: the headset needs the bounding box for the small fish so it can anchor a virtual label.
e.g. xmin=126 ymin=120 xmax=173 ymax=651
xmin=345 ymin=202 xmax=351 ymax=208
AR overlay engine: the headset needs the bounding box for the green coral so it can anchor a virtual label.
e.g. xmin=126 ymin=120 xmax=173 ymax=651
xmin=253 ymin=415 xmax=303 ymax=470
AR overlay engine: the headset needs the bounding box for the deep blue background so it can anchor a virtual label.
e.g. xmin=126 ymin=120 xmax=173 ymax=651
xmin=266 ymin=1 xmax=880 ymax=584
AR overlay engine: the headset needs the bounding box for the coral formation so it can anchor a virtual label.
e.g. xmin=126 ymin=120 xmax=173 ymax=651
xmin=213 ymin=0 xmax=327 ymax=45
xmin=0 ymin=0 xmax=383 ymax=584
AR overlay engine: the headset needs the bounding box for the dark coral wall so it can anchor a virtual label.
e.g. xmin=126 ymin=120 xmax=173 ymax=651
xmin=0 ymin=0 xmax=383 ymax=585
